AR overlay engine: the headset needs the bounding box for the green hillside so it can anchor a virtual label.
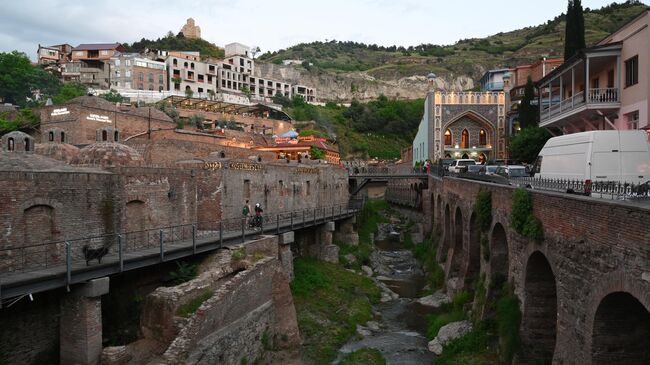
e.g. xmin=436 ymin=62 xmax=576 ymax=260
xmin=123 ymin=32 xmax=225 ymax=60
xmin=260 ymin=1 xmax=647 ymax=79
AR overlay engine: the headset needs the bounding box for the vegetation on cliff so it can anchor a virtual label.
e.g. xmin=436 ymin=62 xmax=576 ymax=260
xmin=123 ymin=31 xmax=225 ymax=59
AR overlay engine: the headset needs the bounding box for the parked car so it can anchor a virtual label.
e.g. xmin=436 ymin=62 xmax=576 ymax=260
xmin=448 ymin=159 xmax=476 ymax=173
xmin=496 ymin=165 xmax=529 ymax=178
xmin=467 ymin=165 xmax=483 ymax=173
xmin=479 ymin=165 xmax=499 ymax=176
xmin=534 ymin=130 xmax=650 ymax=184
xmin=440 ymin=158 xmax=455 ymax=171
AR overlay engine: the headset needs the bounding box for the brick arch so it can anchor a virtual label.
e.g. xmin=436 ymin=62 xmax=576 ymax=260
xmin=449 ymin=206 xmax=465 ymax=277
xmin=520 ymin=250 xmax=558 ymax=364
xmin=439 ymin=202 xmax=452 ymax=264
xmin=585 ymin=271 xmax=650 ymax=365
xmin=465 ymin=211 xmax=481 ymax=287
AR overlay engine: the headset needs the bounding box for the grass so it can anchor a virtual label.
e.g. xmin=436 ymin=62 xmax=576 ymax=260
xmin=434 ymin=322 xmax=498 ymax=365
xmin=231 ymin=248 xmax=246 ymax=261
xmin=356 ymin=199 xmax=389 ymax=245
xmin=426 ymin=290 xmax=472 ymax=339
xmin=336 ymin=239 xmax=372 ymax=270
xmin=291 ymin=258 xmax=381 ymax=365
xmin=339 ymin=348 xmax=386 ymax=365
xmin=412 ymin=234 xmax=445 ymax=292
xmin=176 ymin=289 xmax=214 ymax=318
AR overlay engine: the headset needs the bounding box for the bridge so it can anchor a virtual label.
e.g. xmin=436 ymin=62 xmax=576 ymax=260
xmin=348 ymin=167 xmax=428 ymax=195
xmin=0 ymin=204 xmax=358 ymax=305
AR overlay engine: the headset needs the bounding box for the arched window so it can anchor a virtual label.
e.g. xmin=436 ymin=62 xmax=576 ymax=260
xmin=114 ymin=131 xmax=119 ymax=142
xmin=444 ymin=129 xmax=452 ymax=145
xmin=173 ymin=58 xmax=178 ymax=66
xmin=461 ymin=129 xmax=469 ymax=149
xmin=479 ymin=129 xmax=487 ymax=145
xmin=102 ymin=130 xmax=108 ymax=141
xmin=48 ymin=131 xmax=54 ymax=141
xmin=184 ymin=61 xmax=188 ymax=68
xmin=191 ymin=62 xmax=195 ymax=69
xmin=148 ymin=73 xmax=153 ymax=82
xmin=8 ymin=137 xmax=14 ymax=151
xmin=24 ymin=138 xmax=30 ymax=151
xmin=139 ymin=72 xmax=144 ymax=81
xmin=60 ymin=132 xmax=65 ymax=143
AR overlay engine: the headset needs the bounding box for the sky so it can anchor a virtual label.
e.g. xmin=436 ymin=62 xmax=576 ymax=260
xmin=0 ymin=0 xmax=629 ymax=60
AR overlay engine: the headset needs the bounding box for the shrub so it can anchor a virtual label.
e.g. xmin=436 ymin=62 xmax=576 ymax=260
xmin=510 ymin=188 xmax=532 ymax=234
xmin=231 ymin=248 xmax=246 ymax=261
xmin=176 ymin=289 xmax=213 ymax=317
xmin=168 ymin=261 xmax=198 ymax=286
xmin=475 ymin=190 xmax=492 ymax=232
xmin=496 ymin=286 xmax=521 ymax=364
xmin=522 ymin=214 xmax=544 ymax=242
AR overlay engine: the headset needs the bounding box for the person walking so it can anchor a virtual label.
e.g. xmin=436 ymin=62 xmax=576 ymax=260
xmin=254 ymin=203 xmax=264 ymax=230
xmin=242 ymin=200 xmax=251 ymax=219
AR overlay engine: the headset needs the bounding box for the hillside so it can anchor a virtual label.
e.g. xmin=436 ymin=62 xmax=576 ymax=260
xmin=257 ymin=1 xmax=648 ymax=101
xmin=123 ymin=32 xmax=225 ymax=60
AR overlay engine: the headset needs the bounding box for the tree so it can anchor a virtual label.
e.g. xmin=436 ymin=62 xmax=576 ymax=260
xmin=185 ymin=87 xmax=194 ymax=99
xmin=509 ymin=127 xmax=552 ymax=163
xmin=564 ymin=0 xmax=586 ymax=60
xmin=0 ymin=51 xmax=60 ymax=106
xmin=100 ymin=89 xmax=124 ymax=103
xmin=240 ymin=85 xmax=252 ymax=100
xmin=52 ymin=83 xmax=87 ymax=104
xmin=272 ymin=93 xmax=292 ymax=107
xmin=518 ymin=76 xmax=538 ymax=129
xmin=188 ymin=113 xmax=204 ymax=130
xmin=310 ymin=146 xmax=326 ymax=160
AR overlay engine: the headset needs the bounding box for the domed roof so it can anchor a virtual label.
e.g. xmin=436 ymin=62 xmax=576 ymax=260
xmin=0 ymin=151 xmax=105 ymax=173
xmin=74 ymin=142 xmax=143 ymax=167
xmin=35 ymin=142 xmax=80 ymax=163
xmin=67 ymin=95 xmax=118 ymax=111
xmin=280 ymin=130 xmax=299 ymax=138
xmin=427 ymin=73 xmax=437 ymax=79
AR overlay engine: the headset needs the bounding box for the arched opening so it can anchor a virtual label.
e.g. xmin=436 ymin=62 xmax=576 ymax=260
xmin=467 ymin=212 xmax=480 ymax=287
xmin=444 ymin=153 xmax=451 ymax=158
xmin=592 ymin=292 xmax=650 ymax=364
xmin=450 ymin=207 xmax=464 ymax=277
xmin=60 ymin=131 xmax=65 ymax=143
xmin=114 ymin=131 xmax=119 ymax=142
xmin=23 ymin=205 xmax=57 ymax=267
xmin=520 ymin=252 xmax=557 ymax=363
xmin=219 ymin=151 xmax=226 ymax=158
xmin=461 ymin=129 xmax=469 ymax=148
xmin=490 ymin=223 xmax=509 ymax=289
xmin=125 ymin=200 xmax=146 ymax=249
xmin=444 ymin=129 xmax=452 ymax=145
xmin=101 ymin=130 xmax=108 ymax=141
xmin=441 ymin=204 xmax=451 ymax=263
xmin=173 ymin=58 xmax=178 ymax=66
xmin=461 ymin=153 xmax=469 ymax=159
xmin=479 ymin=129 xmax=487 ymax=145
xmin=24 ymin=138 xmax=30 ymax=151
xmin=436 ymin=195 xmax=442 ymax=232
xmin=48 ymin=131 xmax=54 ymax=142
xmin=8 ymin=137 xmax=14 ymax=151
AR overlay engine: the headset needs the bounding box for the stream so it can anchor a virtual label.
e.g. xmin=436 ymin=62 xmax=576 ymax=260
xmin=334 ymin=221 xmax=436 ymax=364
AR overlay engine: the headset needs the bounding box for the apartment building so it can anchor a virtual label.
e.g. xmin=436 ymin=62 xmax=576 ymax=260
xmin=537 ymin=10 xmax=649 ymax=134
xmin=67 ymin=43 xmax=127 ymax=89
xmin=166 ymin=52 xmax=219 ymax=98
xmin=292 ymin=85 xmax=316 ymax=103
xmin=37 ymin=44 xmax=72 ymax=65
xmin=109 ymin=53 xmax=166 ymax=91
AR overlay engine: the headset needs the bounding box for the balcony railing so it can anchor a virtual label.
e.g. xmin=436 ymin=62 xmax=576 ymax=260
xmin=541 ymin=88 xmax=619 ymax=123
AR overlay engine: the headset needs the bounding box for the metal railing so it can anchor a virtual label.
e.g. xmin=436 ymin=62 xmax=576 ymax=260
xmin=0 ymin=204 xmax=358 ymax=278
xmin=510 ymin=177 xmax=650 ymax=200
xmin=541 ymin=88 xmax=619 ymax=121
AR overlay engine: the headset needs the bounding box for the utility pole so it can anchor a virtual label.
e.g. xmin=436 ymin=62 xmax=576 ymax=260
xmin=148 ymin=106 xmax=151 ymax=139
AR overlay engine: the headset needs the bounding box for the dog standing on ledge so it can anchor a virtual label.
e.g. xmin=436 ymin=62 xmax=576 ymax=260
xmin=82 ymin=245 xmax=109 ymax=266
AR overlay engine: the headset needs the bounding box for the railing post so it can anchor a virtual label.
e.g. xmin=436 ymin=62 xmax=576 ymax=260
xmin=260 ymin=214 xmax=264 ymax=233
xmin=65 ymin=241 xmax=71 ymax=291
xmin=159 ymin=230 xmax=164 ymax=262
xmin=277 ymin=214 xmax=280 ymax=234
xmin=118 ymin=235 xmax=123 ymax=272
xmin=192 ymin=224 xmax=196 ymax=254
xmin=219 ymin=221 xmax=223 ymax=248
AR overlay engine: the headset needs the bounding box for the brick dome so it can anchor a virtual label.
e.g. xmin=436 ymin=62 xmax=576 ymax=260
xmin=74 ymin=142 xmax=143 ymax=167
xmin=35 ymin=143 xmax=80 ymax=164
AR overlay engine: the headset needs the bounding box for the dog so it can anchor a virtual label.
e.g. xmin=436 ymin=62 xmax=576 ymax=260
xmin=82 ymin=245 xmax=109 ymax=266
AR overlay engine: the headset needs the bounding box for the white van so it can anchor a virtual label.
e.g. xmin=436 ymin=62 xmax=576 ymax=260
xmin=534 ymin=130 xmax=650 ymax=183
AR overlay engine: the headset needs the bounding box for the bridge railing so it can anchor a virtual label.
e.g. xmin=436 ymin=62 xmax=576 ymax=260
xmin=509 ymin=177 xmax=650 ymax=199
xmin=0 ymin=204 xmax=356 ymax=276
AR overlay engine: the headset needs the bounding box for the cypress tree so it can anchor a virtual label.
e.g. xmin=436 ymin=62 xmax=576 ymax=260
xmin=564 ymin=0 xmax=586 ymax=60
xmin=575 ymin=0 xmax=586 ymax=50
xmin=518 ymin=76 xmax=538 ymax=129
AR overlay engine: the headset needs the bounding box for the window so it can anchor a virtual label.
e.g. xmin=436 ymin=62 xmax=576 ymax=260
xmin=479 ymin=129 xmax=487 ymax=145
xmin=24 ymin=138 xmax=30 ymax=151
xmin=173 ymin=58 xmax=178 ymax=66
xmin=148 ymin=73 xmax=153 ymax=82
xmin=625 ymin=55 xmax=638 ymax=87
xmin=279 ymin=180 xmax=284 ymax=196
xmin=190 ymin=62 xmax=195 ymax=70
xmin=184 ymin=62 xmax=188 ymax=68
xmin=102 ymin=130 xmax=108 ymax=141
xmin=461 ymin=129 xmax=469 ymax=148
xmin=100 ymin=50 xmax=109 ymax=55
xmin=627 ymin=111 xmax=639 ymax=130
xmin=148 ymin=84 xmax=153 ymax=91
xmin=159 ymin=74 xmax=163 ymax=84
xmin=138 ymin=83 xmax=144 ymax=90
xmin=159 ymin=86 xmax=163 ymax=92
xmin=306 ymin=181 xmax=311 ymax=196
xmin=61 ymin=132 xmax=65 ymax=142
xmin=115 ymin=70 xmax=121 ymax=77
xmin=125 ymin=70 xmax=131 ymax=77
xmin=244 ymin=179 xmax=251 ymax=199
xmin=114 ymin=59 xmax=120 ymax=66
xmin=125 ymin=60 xmax=131 ymax=66
xmin=125 ymin=82 xmax=131 ymax=89
xmin=7 ymin=137 xmax=14 ymax=151
xmin=48 ymin=131 xmax=54 ymax=141
xmin=444 ymin=129 xmax=452 ymax=145
xmin=139 ymin=72 xmax=144 ymax=81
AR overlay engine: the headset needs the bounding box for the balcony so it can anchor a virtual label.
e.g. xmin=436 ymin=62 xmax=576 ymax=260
xmin=538 ymin=43 xmax=622 ymax=129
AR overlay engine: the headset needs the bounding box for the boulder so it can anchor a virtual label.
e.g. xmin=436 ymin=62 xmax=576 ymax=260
xmin=361 ymin=265 xmax=374 ymax=277
xmin=417 ymin=291 xmax=451 ymax=309
xmin=427 ymin=320 xmax=473 ymax=355
xmin=101 ymin=346 xmax=131 ymax=365
xmin=356 ymin=325 xmax=372 ymax=337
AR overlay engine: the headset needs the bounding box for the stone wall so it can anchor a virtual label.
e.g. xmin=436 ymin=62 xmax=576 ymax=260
xmin=418 ymin=175 xmax=650 ymax=364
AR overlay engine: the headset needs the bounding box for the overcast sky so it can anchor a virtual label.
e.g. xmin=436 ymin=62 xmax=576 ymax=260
xmin=0 ymin=0 xmax=629 ymax=60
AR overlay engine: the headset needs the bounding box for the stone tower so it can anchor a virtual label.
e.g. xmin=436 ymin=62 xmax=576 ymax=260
xmin=180 ymin=18 xmax=201 ymax=39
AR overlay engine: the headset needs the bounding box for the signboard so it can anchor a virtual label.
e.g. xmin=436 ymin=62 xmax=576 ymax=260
xmin=203 ymin=162 xmax=223 ymax=171
xmin=296 ymin=167 xmax=319 ymax=174
xmin=202 ymin=161 xmax=263 ymax=171
xmin=86 ymin=114 xmax=112 ymax=123
xmin=51 ymin=108 xmax=69 ymax=116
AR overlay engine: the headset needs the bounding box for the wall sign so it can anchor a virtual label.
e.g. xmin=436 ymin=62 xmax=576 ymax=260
xmin=296 ymin=167 xmax=319 ymax=174
xmin=228 ymin=162 xmax=263 ymax=171
xmin=51 ymin=108 xmax=70 ymax=116
xmin=87 ymin=114 xmax=112 ymax=123
xmin=203 ymin=162 xmax=223 ymax=170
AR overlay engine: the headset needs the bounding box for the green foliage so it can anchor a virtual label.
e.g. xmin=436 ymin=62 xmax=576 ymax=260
xmin=310 ymin=146 xmax=326 ymax=160
xmin=413 ymin=234 xmax=445 ymax=291
xmin=188 ymin=113 xmax=205 ymax=130
xmin=231 ymin=248 xmax=246 ymax=261
xmin=336 ymin=239 xmax=373 ymax=271
xmin=565 ymin=0 xmax=586 ymax=60
xmin=472 ymin=275 xmax=487 ymax=324
xmin=435 ymin=322 xmax=497 ymax=365
xmin=510 ymin=188 xmax=532 ymax=234
xmin=291 ymin=258 xmax=380 ymax=364
xmin=0 ymin=108 xmax=40 ymax=134
xmin=124 ymin=33 xmax=225 ymax=60
xmin=0 ymin=51 xmax=60 ymax=106
xmin=480 ymin=234 xmax=490 ymax=262
xmin=522 ymin=214 xmax=545 ymax=242
xmin=518 ymin=76 xmax=538 ymax=128
xmin=100 ymin=89 xmax=124 ymax=103
xmin=426 ymin=290 xmax=473 ymax=339
xmin=176 ymin=289 xmax=214 ymax=317
xmin=261 ymin=329 xmax=273 ymax=351
xmin=168 ymin=261 xmax=198 ymax=286
xmin=340 ymin=348 xmax=386 ymax=365
xmin=240 ymin=85 xmax=252 ymax=99
xmin=496 ymin=287 xmax=522 ymax=364
xmin=474 ymin=190 xmax=492 ymax=232
xmin=509 ymin=127 xmax=552 ymax=163
xmin=299 ymin=129 xmax=327 ymax=138
xmin=356 ymin=199 xmax=389 ymax=245
xmin=185 ymin=87 xmax=194 ymax=99
xmin=272 ymin=93 xmax=292 ymax=107
xmin=52 ymin=83 xmax=87 ymax=105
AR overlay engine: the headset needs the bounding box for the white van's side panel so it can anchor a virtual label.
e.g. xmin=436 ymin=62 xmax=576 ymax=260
xmin=619 ymin=132 xmax=650 ymax=183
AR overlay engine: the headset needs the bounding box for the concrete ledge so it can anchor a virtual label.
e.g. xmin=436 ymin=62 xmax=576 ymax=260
xmin=79 ymin=277 xmax=109 ymax=298
xmin=279 ymin=231 xmax=294 ymax=245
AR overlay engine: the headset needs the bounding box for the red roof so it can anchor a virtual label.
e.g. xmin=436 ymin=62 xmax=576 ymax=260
xmin=73 ymin=43 xmax=125 ymax=51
